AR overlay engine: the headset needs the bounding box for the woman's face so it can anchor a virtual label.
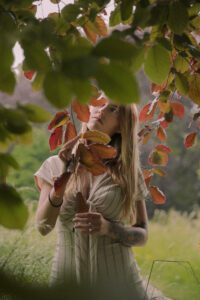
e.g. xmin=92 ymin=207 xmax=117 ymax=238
xmin=87 ymin=102 xmax=121 ymax=137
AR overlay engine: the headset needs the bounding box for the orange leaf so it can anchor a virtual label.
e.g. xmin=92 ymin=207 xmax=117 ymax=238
xmin=94 ymin=15 xmax=108 ymax=36
xmin=48 ymin=111 xmax=69 ymax=130
xmin=82 ymin=130 xmax=111 ymax=144
xmin=155 ymin=144 xmax=172 ymax=153
xmin=83 ymin=24 xmax=97 ymax=44
xmin=157 ymin=126 xmax=167 ymax=141
xmin=24 ymin=70 xmax=35 ymax=80
xmin=184 ymin=132 xmax=197 ymax=148
xmin=148 ymin=150 xmax=169 ymax=166
xmin=158 ymin=100 xmax=171 ymax=113
xmin=64 ymin=121 xmax=77 ymax=143
xmin=142 ymin=169 xmax=153 ymax=187
xmin=89 ymin=144 xmax=117 ymax=159
xmin=142 ymin=132 xmax=151 ymax=144
xmin=89 ymin=97 xmax=108 ymax=107
xmin=158 ymin=112 xmax=169 ymax=129
xmin=139 ymin=101 xmax=157 ymax=122
xmin=171 ymin=102 xmax=185 ymax=118
xmin=72 ymin=100 xmax=90 ymax=122
xmin=151 ymin=82 xmax=166 ymax=93
xmin=77 ymin=143 xmax=107 ymax=175
xmin=49 ymin=126 xmax=63 ymax=151
xmin=152 ymin=168 xmax=167 ymax=176
xmin=149 ymin=186 xmax=166 ymax=204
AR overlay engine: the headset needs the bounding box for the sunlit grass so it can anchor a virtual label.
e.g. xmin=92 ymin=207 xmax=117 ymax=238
xmin=0 ymin=205 xmax=200 ymax=299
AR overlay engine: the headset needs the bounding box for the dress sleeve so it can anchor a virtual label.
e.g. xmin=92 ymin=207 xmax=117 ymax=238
xmin=135 ymin=168 xmax=150 ymax=201
xmin=34 ymin=155 xmax=65 ymax=192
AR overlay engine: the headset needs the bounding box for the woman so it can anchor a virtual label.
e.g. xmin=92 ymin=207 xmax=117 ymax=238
xmin=34 ymin=101 xmax=150 ymax=299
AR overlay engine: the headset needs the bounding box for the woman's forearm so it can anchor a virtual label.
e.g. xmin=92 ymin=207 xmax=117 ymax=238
xmin=106 ymin=221 xmax=148 ymax=247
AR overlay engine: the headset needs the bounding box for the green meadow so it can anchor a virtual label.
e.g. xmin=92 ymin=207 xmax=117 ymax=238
xmin=0 ymin=205 xmax=199 ymax=299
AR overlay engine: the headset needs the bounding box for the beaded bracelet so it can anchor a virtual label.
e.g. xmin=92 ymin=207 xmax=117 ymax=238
xmin=48 ymin=192 xmax=63 ymax=208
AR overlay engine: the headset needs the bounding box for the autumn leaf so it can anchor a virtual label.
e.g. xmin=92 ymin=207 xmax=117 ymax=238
xmin=49 ymin=126 xmax=63 ymax=151
xmin=24 ymin=70 xmax=35 ymax=80
xmin=152 ymin=168 xmax=167 ymax=176
xmin=89 ymin=143 xmax=117 ymax=159
xmin=139 ymin=101 xmax=157 ymax=122
xmin=48 ymin=111 xmax=69 ymax=130
xmin=155 ymin=144 xmax=172 ymax=154
xmin=83 ymin=23 xmax=97 ymax=44
xmin=72 ymin=100 xmax=90 ymax=122
xmin=149 ymin=186 xmax=166 ymax=204
xmin=54 ymin=171 xmax=72 ymax=194
xmin=82 ymin=130 xmax=111 ymax=144
xmin=64 ymin=121 xmax=77 ymax=143
xmin=184 ymin=132 xmax=197 ymax=148
xmin=94 ymin=16 xmax=108 ymax=36
xmin=77 ymin=143 xmax=107 ymax=175
xmin=171 ymin=102 xmax=185 ymax=118
xmin=157 ymin=126 xmax=167 ymax=141
xmin=158 ymin=100 xmax=171 ymax=113
xmin=75 ymin=191 xmax=89 ymax=213
xmin=148 ymin=149 xmax=169 ymax=166
xmin=158 ymin=112 xmax=169 ymax=129
xmin=142 ymin=169 xmax=153 ymax=187
xmin=142 ymin=132 xmax=151 ymax=144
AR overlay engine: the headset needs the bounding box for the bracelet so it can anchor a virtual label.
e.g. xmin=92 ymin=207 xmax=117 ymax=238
xmin=48 ymin=192 xmax=63 ymax=208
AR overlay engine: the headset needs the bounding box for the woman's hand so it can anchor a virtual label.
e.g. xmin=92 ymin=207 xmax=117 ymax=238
xmin=72 ymin=212 xmax=110 ymax=236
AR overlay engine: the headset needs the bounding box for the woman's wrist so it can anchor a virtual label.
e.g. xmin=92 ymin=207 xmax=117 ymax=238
xmin=48 ymin=189 xmax=63 ymax=208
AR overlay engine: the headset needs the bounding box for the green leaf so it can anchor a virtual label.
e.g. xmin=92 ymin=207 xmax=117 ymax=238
xmin=43 ymin=71 xmax=73 ymax=108
xmin=17 ymin=103 xmax=53 ymax=123
xmin=96 ymin=62 xmax=140 ymax=103
xmin=93 ymin=36 xmax=137 ymax=62
xmin=22 ymin=41 xmax=51 ymax=72
xmin=0 ymin=71 xmax=16 ymax=94
xmin=144 ymin=44 xmax=171 ymax=84
xmin=4 ymin=108 xmax=32 ymax=134
xmin=70 ymin=79 xmax=92 ymax=104
xmin=61 ymin=4 xmax=81 ymax=22
xmin=0 ymin=184 xmax=28 ymax=229
xmin=175 ymin=73 xmax=189 ymax=96
xmin=120 ymin=0 xmax=133 ymax=21
xmin=174 ymin=55 xmax=190 ymax=73
xmin=132 ymin=3 xmax=151 ymax=28
xmin=130 ymin=47 xmax=145 ymax=72
xmin=31 ymin=72 xmax=45 ymax=91
xmin=168 ymin=1 xmax=189 ymax=34
xmin=109 ymin=5 xmax=121 ymax=27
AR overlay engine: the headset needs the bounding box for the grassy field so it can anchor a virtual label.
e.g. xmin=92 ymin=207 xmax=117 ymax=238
xmin=0 ymin=204 xmax=200 ymax=299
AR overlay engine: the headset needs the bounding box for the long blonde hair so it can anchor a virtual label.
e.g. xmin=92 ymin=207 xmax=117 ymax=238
xmin=63 ymin=103 xmax=142 ymax=225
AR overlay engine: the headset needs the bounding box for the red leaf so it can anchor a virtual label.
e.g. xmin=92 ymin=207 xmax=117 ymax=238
xmin=142 ymin=169 xmax=153 ymax=187
xmin=24 ymin=70 xmax=35 ymax=80
xmin=155 ymin=144 xmax=172 ymax=153
xmin=149 ymin=186 xmax=166 ymax=204
xmin=139 ymin=101 xmax=157 ymax=122
xmin=148 ymin=150 xmax=169 ymax=166
xmin=156 ymin=126 xmax=167 ymax=141
xmin=48 ymin=111 xmax=69 ymax=130
xmin=49 ymin=126 xmax=63 ymax=151
xmin=184 ymin=132 xmax=197 ymax=148
xmin=72 ymin=101 xmax=90 ymax=122
xmin=64 ymin=121 xmax=77 ymax=143
xmin=158 ymin=112 xmax=169 ymax=129
xmin=89 ymin=144 xmax=117 ymax=159
xmin=171 ymin=102 xmax=185 ymax=118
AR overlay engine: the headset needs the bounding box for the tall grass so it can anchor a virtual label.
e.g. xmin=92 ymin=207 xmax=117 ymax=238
xmin=0 ymin=205 xmax=200 ymax=299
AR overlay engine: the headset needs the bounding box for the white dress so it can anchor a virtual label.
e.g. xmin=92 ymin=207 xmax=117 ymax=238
xmin=34 ymin=155 xmax=152 ymax=299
